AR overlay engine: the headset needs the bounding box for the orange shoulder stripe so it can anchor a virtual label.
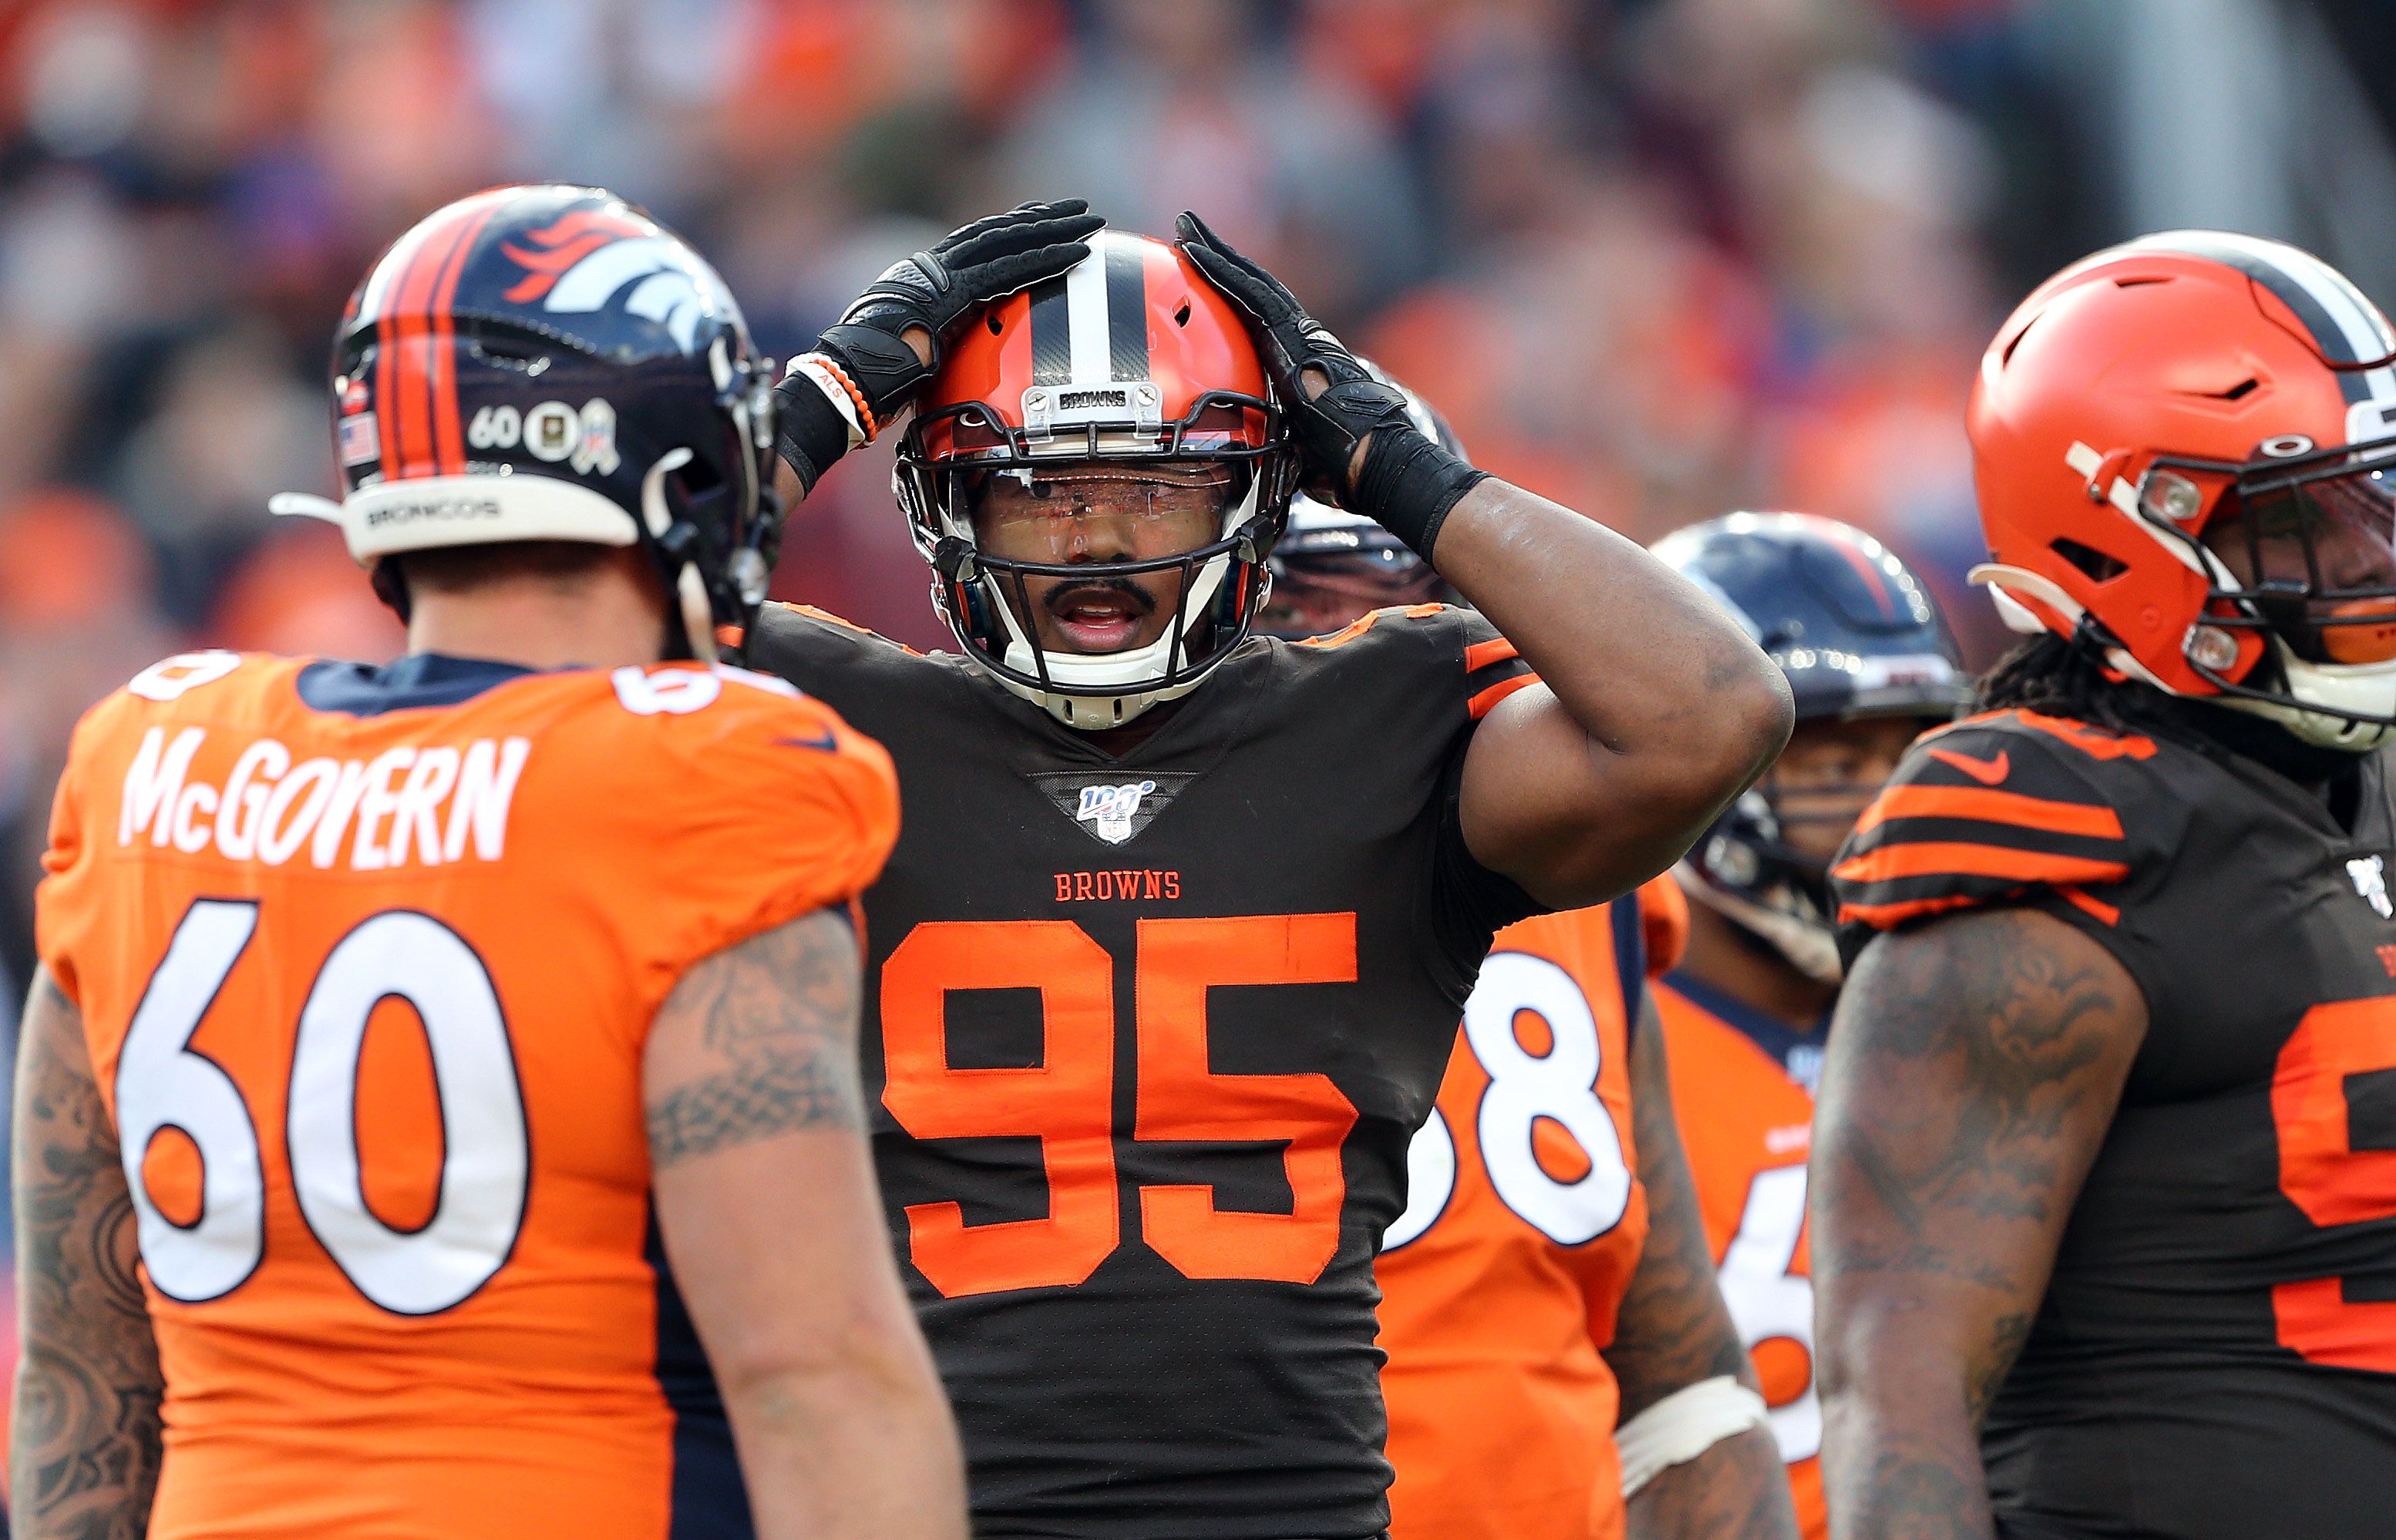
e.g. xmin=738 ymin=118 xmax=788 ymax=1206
xmin=2055 ymin=886 xmax=2122 ymax=925
xmin=1465 ymin=637 xmax=1520 ymax=671
xmin=1469 ymin=671 xmax=1540 ymax=721
xmin=1841 ymin=883 xmax=2122 ymax=931
xmin=1831 ymin=841 xmax=2130 ymax=887
xmin=1917 ymin=708 xmax=2157 ymax=761
xmin=1296 ymin=610 xmax=1383 ymax=649
xmin=1854 ymin=785 xmax=2125 ymax=840
xmin=1838 ymin=893 xmax=1984 ymax=929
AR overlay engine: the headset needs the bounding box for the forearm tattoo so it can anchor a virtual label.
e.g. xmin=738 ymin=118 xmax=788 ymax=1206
xmin=12 ymin=973 xmax=164 ymax=1540
xmin=647 ymin=910 xmax=865 ymax=1168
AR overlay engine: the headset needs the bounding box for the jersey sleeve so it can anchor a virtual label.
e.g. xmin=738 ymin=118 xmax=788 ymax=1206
xmin=32 ymin=688 xmax=143 ymax=1010
xmin=1417 ymin=606 xmax=1552 ymax=981
xmin=1830 ymin=711 xmax=2182 ymax=1000
xmin=611 ymin=671 xmax=901 ymax=999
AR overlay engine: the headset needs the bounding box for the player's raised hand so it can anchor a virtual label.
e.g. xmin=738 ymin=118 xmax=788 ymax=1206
xmin=1171 ymin=213 xmax=1399 ymax=490
xmin=1175 ymin=210 xmax=1479 ymax=560
xmin=816 ymin=199 xmax=1105 ymax=428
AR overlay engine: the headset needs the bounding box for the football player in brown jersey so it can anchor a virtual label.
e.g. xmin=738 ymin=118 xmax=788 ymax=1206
xmin=1816 ymin=233 xmax=2396 ymax=1539
xmin=735 ymin=206 xmax=1793 ymax=1539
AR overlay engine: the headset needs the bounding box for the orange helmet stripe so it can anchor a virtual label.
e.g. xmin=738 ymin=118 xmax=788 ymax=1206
xmin=426 ymin=199 xmax=500 ymax=476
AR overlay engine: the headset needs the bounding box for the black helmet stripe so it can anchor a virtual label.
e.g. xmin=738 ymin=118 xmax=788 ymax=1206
xmin=1104 ymin=234 xmax=1149 ymax=382
xmin=2135 ymin=231 xmax=2396 ymax=405
xmin=1027 ymin=274 xmax=1072 ymax=385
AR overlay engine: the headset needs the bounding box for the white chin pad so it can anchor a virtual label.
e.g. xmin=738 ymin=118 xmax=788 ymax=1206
xmin=2216 ymin=634 xmax=2396 ymax=751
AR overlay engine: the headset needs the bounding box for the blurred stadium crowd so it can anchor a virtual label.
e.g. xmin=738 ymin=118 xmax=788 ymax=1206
xmin=0 ymin=0 xmax=2390 ymax=1213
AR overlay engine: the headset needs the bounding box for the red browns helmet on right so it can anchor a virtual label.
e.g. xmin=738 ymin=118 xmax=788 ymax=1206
xmin=1970 ymin=230 xmax=2396 ymax=750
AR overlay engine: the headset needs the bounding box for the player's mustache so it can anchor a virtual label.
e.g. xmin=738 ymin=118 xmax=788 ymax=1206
xmin=1045 ymin=577 xmax=1156 ymax=617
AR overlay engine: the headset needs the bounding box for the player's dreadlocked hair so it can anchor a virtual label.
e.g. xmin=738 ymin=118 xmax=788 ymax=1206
xmin=1980 ymin=626 xmax=2364 ymax=786
xmin=1975 ymin=630 xmax=2155 ymax=734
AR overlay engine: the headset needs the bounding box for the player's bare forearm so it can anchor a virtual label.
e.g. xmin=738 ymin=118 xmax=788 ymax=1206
xmin=10 ymin=967 xmax=163 ymax=1540
xmin=1630 ymin=1427 xmax=1801 ymax=1540
xmin=647 ymin=909 xmax=967 ymax=1539
xmin=1604 ymin=1000 xmax=1800 ymax=1538
xmin=1443 ymin=477 xmax=1793 ymax=908
xmin=1812 ymin=909 xmax=2144 ymax=1540
xmin=1602 ymin=1000 xmax=1758 ymax=1416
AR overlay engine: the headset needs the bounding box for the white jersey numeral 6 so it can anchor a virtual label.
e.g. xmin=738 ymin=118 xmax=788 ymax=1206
xmin=1385 ymin=950 xmax=1634 ymax=1251
xmin=116 ymin=899 xmax=528 ymax=1314
xmin=1716 ymin=1163 xmax=1819 ymax=1461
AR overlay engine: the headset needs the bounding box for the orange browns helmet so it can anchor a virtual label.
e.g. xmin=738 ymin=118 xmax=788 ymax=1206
xmin=895 ymin=229 xmax=1300 ymax=728
xmin=1970 ymin=231 xmax=2396 ymax=750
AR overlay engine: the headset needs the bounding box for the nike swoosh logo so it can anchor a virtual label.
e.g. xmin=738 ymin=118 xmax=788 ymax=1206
xmin=774 ymin=731 xmax=840 ymax=753
xmin=1927 ymin=746 xmax=2010 ymax=785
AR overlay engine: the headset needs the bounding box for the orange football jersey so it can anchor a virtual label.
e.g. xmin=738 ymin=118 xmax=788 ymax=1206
xmin=1376 ymin=876 xmax=1685 ymax=1540
xmin=34 ymin=649 xmax=898 ymax=1540
xmin=1654 ymin=958 xmax=1824 ymax=1540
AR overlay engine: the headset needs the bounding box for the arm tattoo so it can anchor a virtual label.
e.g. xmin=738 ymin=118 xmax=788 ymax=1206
xmin=1608 ymin=1000 xmax=1802 ymax=1540
xmin=647 ymin=910 xmax=865 ymax=1168
xmin=12 ymin=970 xmax=164 ymax=1540
xmin=1812 ymin=907 xmax=2144 ymax=1540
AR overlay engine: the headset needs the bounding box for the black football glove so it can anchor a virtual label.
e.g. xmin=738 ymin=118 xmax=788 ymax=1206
xmin=776 ymin=199 xmax=1104 ymax=491
xmin=1174 ymin=210 xmax=1485 ymax=562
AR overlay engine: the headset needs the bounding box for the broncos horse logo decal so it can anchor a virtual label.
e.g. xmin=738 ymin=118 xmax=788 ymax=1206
xmin=501 ymin=209 xmax=713 ymax=350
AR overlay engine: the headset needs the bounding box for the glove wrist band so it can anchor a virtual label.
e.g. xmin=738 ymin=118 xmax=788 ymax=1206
xmin=1351 ymin=427 xmax=1489 ymax=565
xmin=772 ymin=360 xmax=862 ymax=496
xmin=789 ymin=353 xmax=876 ymax=445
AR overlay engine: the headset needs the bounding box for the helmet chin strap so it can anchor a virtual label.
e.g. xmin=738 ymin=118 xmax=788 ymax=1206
xmin=638 ymin=448 xmax=718 ymax=664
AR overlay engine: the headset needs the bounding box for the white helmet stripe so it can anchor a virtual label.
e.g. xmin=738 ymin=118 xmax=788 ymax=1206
xmin=1065 ymin=234 xmax=1113 ymax=385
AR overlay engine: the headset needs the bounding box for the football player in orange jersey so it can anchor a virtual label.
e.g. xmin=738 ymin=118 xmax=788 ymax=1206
xmin=4 ymin=184 xmax=1074 ymax=1540
xmin=1643 ymin=514 xmax=1969 ymax=1540
xmin=1262 ymin=442 xmax=1800 ymax=1539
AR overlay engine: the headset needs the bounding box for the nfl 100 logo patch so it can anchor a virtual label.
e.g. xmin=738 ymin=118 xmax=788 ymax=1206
xmin=1077 ymin=781 xmax=1156 ymax=845
xmin=1031 ymin=770 xmax=1197 ymax=847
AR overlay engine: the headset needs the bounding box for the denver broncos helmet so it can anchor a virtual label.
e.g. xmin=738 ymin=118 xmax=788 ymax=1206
xmin=273 ymin=183 xmax=779 ymax=660
xmin=1653 ymin=513 xmax=1968 ymax=980
xmin=895 ymin=229 xmax=1299 ymax=728
xmin=1971 ymin=231 xmax=2396 ymax=750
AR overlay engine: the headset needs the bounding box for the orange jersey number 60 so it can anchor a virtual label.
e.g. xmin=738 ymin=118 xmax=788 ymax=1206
xmin=880 ymin=914 xmax=1359 ymax=1299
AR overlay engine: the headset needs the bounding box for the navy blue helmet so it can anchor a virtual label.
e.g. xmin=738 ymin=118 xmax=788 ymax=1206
xmin=274 ymin=183 xmax=780 ymax=658
xmin=1257 ymin=365 xmax=1462 ymax=639
xmin=1650 ymin=513 xmax=1970 ymax=979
